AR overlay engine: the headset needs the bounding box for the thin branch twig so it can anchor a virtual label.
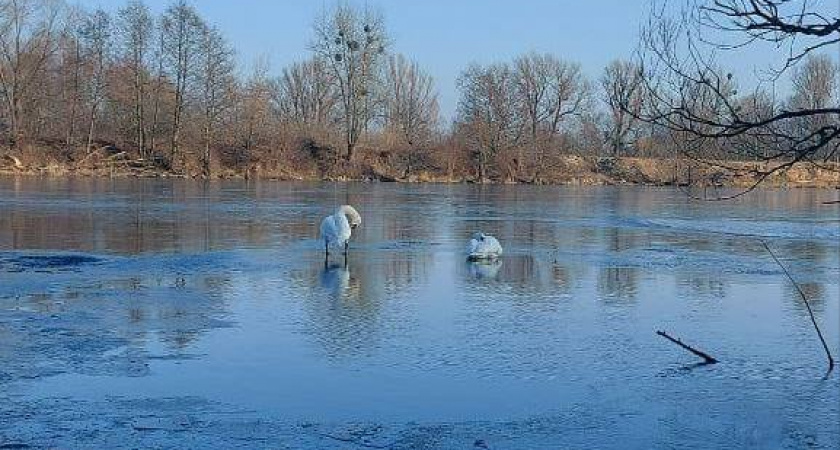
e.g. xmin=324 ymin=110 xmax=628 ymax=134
xmin=761 ymin=241 xmax=835 ymax=373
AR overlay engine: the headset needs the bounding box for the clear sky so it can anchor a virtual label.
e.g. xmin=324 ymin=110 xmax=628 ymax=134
xmin=75 ymin=0 xmax=838 ymax=120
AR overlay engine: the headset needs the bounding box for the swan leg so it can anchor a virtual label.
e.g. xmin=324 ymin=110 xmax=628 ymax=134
xmin=343 ymin=241 xmax=349 ymax=257
xmin=324 ymin=240 xmax=329 ymax=261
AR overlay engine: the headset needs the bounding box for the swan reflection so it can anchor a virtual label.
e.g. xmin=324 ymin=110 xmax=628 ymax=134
xmin=467 ymin=259 xmax=503 ymax=280
xmin=319 ymin=261 xmax=359 ymax=299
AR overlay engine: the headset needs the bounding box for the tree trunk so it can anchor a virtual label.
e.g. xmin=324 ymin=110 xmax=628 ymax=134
xmin=171 ymin=92 xmax=181 ymax=171
xmin=612 ymin=130 xmax=621 ymax=157
xmin=477 ymin=150 xmax=487 ymax=182
xmin=7 ymin=94 xmax=20 ymax=148
xmin=203 ymin=121 xmax=211 ymax=177
xmin=66 ymin=41 xmax=81 ymax=149
xmin=135 ymin=70 xmax=146 ymax=158
xmin=170 ymin=33 xmax=187 ymax=173
xmin=66 ymin=94 xmax=78 ymax=148
xmin=149 ymin=73 xmax=162 ymax=159
xmin=244 ymin=119 xmax=254 ymax=153
xmin=86 ymin=103 xmax=98 ymax=154
xmin=346 ymin=141 xmax=355 ymax=161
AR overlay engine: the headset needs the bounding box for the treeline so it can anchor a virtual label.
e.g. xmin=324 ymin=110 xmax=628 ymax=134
xmin=0 ymin=0 xmax=836 ymax=181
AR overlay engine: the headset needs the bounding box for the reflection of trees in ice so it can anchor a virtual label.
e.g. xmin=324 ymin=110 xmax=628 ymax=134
xmin=283 ymin=216 xmax=441 ymax=356
xmin=0 ymin=258 xmax=235 ymax=383
xmin=676 ymin=271 xmax=726 ymax=300
xmin=459 ymin=252 xmax=583 ymax=297
xmin=781 ymin=240 xmax=829 ymax=266
xmin=786 ymin=282 xmax=827 ymax=312
xmin=597 ymin=266 xmax=638 ymax=301
xmin=109 ymin=274 xmax=234 ymax=352
xmin=300 ymin=259 xmax=383 ymax=358
xmin=295 ymin=244 xmax=437 ymax=359
xmin=0 ymin=179 xmax=333 ymax=254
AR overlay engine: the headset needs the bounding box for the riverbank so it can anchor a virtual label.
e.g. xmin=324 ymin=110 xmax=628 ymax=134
xmin=2 ymin=152 xmax=838 ymax=189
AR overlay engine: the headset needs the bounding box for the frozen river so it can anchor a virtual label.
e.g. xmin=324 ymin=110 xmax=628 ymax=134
xmin=1 ymin=178 xmax=838 ymax=449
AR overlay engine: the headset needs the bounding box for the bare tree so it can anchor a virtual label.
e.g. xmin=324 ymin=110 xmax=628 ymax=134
xmin=239 ymin=56 xmax=271 ymax=155
xmin=196 ymin=24 xmax=234 ymax=176
xmin=311 ymin=3 xmax=388 ymax=160
xmin=117 ymin=0 xmax=153 ymax=158
xmin=790 ymin=55 xmax=836 ymax=111
xmin=57 ymin=6 xmax=83 ymax=149
xmin=731 ymin=88 xmax=777 ymax=160
xmin=383 ymin=54 xmax=438 ymax=147
xmin=635 ymin=0 xmax=840 ymax=194
xmin=602 ymin=59 xmax=643 ymax=157
xmin=669 ymin=63 xmax=740 ymax=161
xmin=516 ymin=54 xmax=589 ymax=141
xmin=788 ymin=54 xmax=838 ymax=161
xmin=0 ymin=0 xmax=62 ymax=147
xmin=514 ymin=52 xmax=589 ymax=177
xmin=161 ymin=0 xmax=202 ymax=170
xmin=274 ymin=57 xmax=337 ymax=127
xmin=147 ymin=15 xmax=166 ymax=157
xmin=456 ymin=63 xmax=523 ymax=181
xmin=79 ymin=8 xmax=110 ymax=153
xmin=382 ymin=53 xmax=439 ymax=176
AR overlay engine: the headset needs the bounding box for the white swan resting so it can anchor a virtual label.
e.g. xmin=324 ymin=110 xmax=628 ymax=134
xmin=320 ymin=205 xmax=362 ymax=256
xmin=466 ymin=232 xmax=503 ymax=260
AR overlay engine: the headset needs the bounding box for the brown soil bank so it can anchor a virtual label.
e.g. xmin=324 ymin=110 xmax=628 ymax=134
xmin=1 ymin=150 xmax=838 ymax=189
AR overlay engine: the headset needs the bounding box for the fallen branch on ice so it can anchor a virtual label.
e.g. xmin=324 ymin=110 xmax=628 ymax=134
xmin=656 ymin=330 xmax=718 ymax=364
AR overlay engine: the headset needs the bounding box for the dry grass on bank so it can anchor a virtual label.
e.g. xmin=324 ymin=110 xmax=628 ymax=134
xmin=1 ymin=143 xmax=839 ymax=189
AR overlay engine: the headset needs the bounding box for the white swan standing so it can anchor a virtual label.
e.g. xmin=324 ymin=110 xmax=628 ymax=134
xmin=320 ymin=205 xmax=362 ymax=258
xmin=466 ymin=232 xmax=503 ymax=261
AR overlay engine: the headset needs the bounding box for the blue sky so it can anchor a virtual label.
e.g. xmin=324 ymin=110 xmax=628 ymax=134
xmin=76 ymin=0 xmax=837 ymax=120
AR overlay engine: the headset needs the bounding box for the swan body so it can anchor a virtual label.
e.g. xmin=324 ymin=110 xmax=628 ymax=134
xmin=320 ymin=205 xmax=362 ymax=256
xmin=466 ymin=232 xmax=503 ymax=260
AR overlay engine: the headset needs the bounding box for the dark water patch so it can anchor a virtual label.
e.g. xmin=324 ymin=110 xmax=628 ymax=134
xmin=0 ymin=253 xmax=102 ymax=273
xmin=377 ymin=240 xmax=441 ymax=251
